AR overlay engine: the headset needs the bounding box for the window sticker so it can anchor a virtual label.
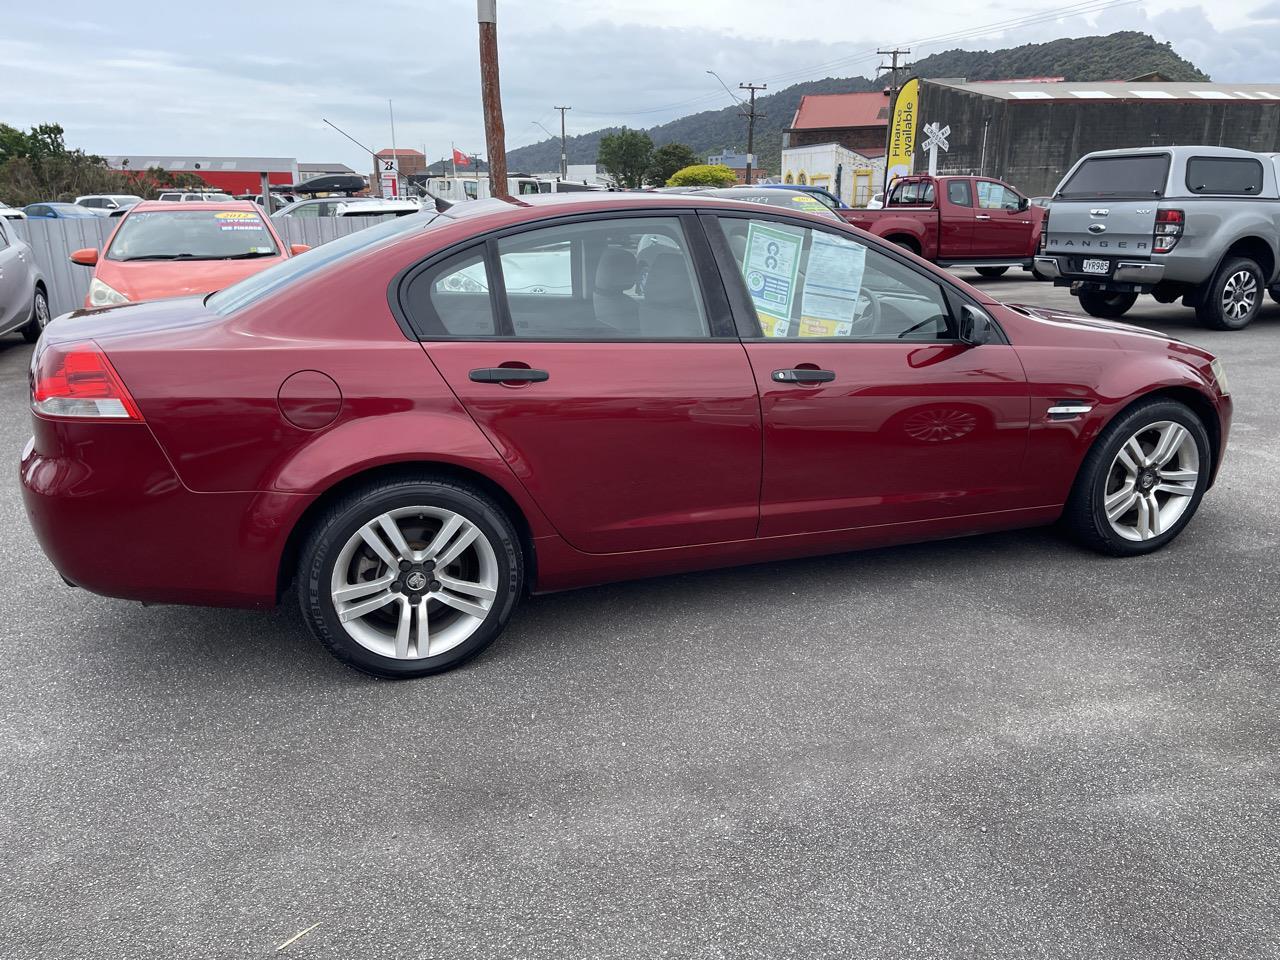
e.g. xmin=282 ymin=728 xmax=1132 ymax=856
xmin=798 ymin=232 xmax=867 ymax=337
xmin=743 ymin=221 xmax=803 ymax=336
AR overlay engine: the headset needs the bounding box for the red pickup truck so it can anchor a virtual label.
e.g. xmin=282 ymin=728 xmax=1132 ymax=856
xmin=843 ymin=175 xmax=1046 ymax=276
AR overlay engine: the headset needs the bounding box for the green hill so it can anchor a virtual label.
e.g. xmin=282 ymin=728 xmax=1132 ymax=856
xmin=505 ymin=31 xmax=1208 ymax=177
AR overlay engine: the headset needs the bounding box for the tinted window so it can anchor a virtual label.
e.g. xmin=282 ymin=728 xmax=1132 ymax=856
xmin=889 ymin=181 xmax=934 ymax=206
xmin=0 ymin=220 xmax=8 ymax=248
xmin=1186 ymin=157 xmax=1264 ymax=195
xmin=402 ymin=247 xmax=496 ymax=337
xmin=498 ymin=217 xmax=709 ymax=339
xmin=1058 ymin=154 xmax=1170 ymax=199
xmin=718 ymin=217 xmax=955 ymax=340
xmin=209 ymin=212 xmax=439 ymax=315
xmin=107 ymin=209 xmax=279 ymax=261
xmin=947 ymin=180 xmax=972 ymax=206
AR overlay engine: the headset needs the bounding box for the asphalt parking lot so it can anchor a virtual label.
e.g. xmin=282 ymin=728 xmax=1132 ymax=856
xmin=2 ymin=273 xmax=1278 ymax=959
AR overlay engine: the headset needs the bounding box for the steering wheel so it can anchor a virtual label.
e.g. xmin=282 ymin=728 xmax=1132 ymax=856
xmin=852 ymin=286 xmax=881 ymax=333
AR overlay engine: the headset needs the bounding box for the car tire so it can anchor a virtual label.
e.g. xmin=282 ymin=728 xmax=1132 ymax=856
xmin=1197 ymin=256 xmax=1263 ymax=330
xmin=1062 ymin=399 xmax=1211 ymax=557
xmin=1077 ymin=290 xmax=1137 ymax=319
xmin=297 ymin=476 xmax=524 ymax=678
xmin=21 ymin=287 xmax=50 ymax=343
xmin=975 ymin=266 xmax=1009 ymax=278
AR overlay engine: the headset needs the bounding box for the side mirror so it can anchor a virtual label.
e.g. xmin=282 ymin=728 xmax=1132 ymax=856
xmin=959 ymin=304 xmax=993 ymax=346
xmin=1018 ymin=196 xmax=1030 ymax=211
xmin=289 ymin=243 xmax=311 ymax=256
xmin=69 ymin=247 xmax=99 ymax=266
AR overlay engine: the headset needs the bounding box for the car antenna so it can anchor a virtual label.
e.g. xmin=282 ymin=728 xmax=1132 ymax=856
xmin=427 ymin=191 xmax=453 ymax=213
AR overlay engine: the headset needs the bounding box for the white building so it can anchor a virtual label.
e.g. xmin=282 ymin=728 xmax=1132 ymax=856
xmin=779 ymin=142 xmax=885 ymax=207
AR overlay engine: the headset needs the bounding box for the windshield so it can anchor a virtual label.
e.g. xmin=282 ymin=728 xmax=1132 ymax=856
xmin=107 ymin=209 xmax=280 ymax=261
xmin=704 ymin=190 xmax=841 ymax=220
xmin=207 ymin=211 xmax=442 ymax=315
xmin=1058 ymin=154 xmax=1170 ymax=199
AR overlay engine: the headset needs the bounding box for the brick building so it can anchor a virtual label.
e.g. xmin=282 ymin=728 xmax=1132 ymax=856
xmin=784 ymin=92 xmax=889 ymax=154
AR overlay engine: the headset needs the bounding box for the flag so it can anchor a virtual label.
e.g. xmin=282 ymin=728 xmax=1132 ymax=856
xmin=453 ymin=148 xmax=471 ymax=166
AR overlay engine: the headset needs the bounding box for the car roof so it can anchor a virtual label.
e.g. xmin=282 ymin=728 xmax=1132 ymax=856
xmin=130 ymin=199 xmax=265 ymax=211
xmin=1075 ymin=144 xmax=1265 ymax=161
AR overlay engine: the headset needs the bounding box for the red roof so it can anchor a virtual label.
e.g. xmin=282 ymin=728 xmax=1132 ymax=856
xmin=790 ymin=92 xmax=888 ymax=130
xmin=375 ymin=148 xmax=425 ymax=157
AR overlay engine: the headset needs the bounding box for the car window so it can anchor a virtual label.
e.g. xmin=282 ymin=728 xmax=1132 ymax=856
xmin=889 ymin=181 xmax=934 ymax=206
xmin=498 ymin=217 xmax=709 ymax=339
xmin=290 ymin=202 xmax=321 ymax=218
xmin=1058 ymin=154 xmax=1170 ymax=199
xmin=80 ymin=198 xmax=102 ymax=208
xmin=718 ymin=216 xmax=956 ymax=340
xmin=0 ymin=220 xmax=8 ymax=248
xmin=976 ymin=181 xmax=1002 ymax=209
xmin=947 ymin=180 xmax=972 ymax=207
xmin=107 ymin=209 xmax=280 ymax=261
xmin=402 ymin=247 xmax=497 ymax=337
xmin=28 ymin=205 xmax=49 ymax=217
xmin=1186 ymin=157 xmax=1263 ymax=195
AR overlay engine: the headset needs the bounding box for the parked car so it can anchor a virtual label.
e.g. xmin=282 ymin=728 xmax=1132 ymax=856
xmin=335 ymin=198 xmax=422 ymax=217
xmin=23 ymin=202 xmax=99 ymax=219
xmin=66 ymin=200 xmax=309 ymax=307
xmin=21 ymin=193 xmax=1231 ymax=679
xmin=866 ymin=192 xmax=884 ymax=209
xmin=155 ymin=191 xmax=235 ymax=202
xmin=1036 ymin=145 xmax=1280 ymax=329
xmin=844 ymin=175 xmax=1046 ymax=276
xmin=699 ymin=186 xmax=843 ymax=220
xmin=273 ymin=196 xmax=381 ymax=219
xmin=757 ymin=182 xmax=849 ymax=210
xmin=75 ymin=194 xmax=144 ymax=217
xmin=235 ymin=193 xmax=292 ymax=212
xmin=0 ymin=216 xmax=49 ymax=341
xmin=1 ymin=201 xmax=28 ymax=220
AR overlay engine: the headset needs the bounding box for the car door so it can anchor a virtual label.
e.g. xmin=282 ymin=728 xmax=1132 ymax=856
xmin=0 ymin=220 xmax=24 ymax=329
xmin=973 ymin=181 xmax=1033 ymax=257
xmin=400 ymin=212 xmax=762 ymax=554
xmin=706 ymin=211 xmax=1032 ymax=537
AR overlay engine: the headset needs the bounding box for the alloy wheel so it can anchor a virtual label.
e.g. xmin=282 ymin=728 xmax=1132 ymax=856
xmin=329 ymin=506 xmax=499 ymax=660
xmin=35 ymin=291 xmax=50 ymax=329
xmin=1103 ymin=420 xmax=1201 ymax=542
xmin=1221 ymin=269 xmax=1258 ymax=321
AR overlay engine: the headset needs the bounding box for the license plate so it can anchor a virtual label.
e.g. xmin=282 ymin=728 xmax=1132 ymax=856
xmin=1082 ymin=258 xmax=1110 ymax=274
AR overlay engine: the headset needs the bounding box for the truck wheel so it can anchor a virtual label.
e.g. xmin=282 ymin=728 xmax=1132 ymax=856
xmin=1196 ymin=256 xmax=1263 ymax=331
xmin=1077 ymin=290 xmax=1137 ymax=319
xmin=976 ymin=266 xmax=1008 ymax=278
xmin=887 ymin=236 xmax=919 ymax=255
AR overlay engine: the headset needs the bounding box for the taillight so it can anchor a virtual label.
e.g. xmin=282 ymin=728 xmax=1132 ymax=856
xmin=1154 ymin=208 xmax=1183 ymax=254
xmin=31 ymin=340 xmax=143 ymax=420
xmin=1039 ymin=208 xmax=1050 ymax=253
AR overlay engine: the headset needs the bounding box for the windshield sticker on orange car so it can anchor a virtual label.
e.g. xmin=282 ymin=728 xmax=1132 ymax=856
xmin=742 ymin=221 xmax=803 ymax=335
xmin=214 ymin=211 xmax=261 ymax=220
xmin=798 ymin=232 xmax=867 ymax=337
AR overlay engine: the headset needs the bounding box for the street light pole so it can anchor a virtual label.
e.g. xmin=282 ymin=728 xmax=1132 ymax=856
xmin=477 ymin=0 xmax=509 ymax=199
xmin=554 ymin=105 xmax=571 ymax=180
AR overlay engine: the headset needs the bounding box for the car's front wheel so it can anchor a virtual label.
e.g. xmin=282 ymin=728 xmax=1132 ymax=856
xmin=1077 ymin=290 xmax=1137 ymax=319
xmin=21 ymin=287 xmax=49 ymax=343
xmin=1063 ymin=399 xmax=1211 ymax=556
xmin=298 ymin=477 xmax=524 ymax=678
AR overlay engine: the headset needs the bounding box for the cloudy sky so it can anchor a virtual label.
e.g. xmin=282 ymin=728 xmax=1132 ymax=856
xmin=5 ymin=0 xmax=1280 ymax=173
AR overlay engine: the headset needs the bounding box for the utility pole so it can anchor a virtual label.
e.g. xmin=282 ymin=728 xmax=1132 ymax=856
xmin=554 ymin=105 xmax=571 ymax=180
xmin=738 ymin=82 xmax=766 ymax=185
xmin=877 ymin=47 xmax=911 ymax=193
xmin=477 ymin=0 xmax=509 ymax=199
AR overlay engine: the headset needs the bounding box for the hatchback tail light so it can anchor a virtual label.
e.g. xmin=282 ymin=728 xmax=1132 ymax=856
xmin=31 ymin=341 xmax=143 ymax=420
xmin=1154 ymin=208 xmax=1183 ymax=254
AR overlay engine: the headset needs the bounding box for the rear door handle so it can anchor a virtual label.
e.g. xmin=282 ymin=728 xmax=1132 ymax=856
xmin=469 ymin=367 xmax=549 ymax=383
xmin=772 ymin=368 xmax=835 ymax=384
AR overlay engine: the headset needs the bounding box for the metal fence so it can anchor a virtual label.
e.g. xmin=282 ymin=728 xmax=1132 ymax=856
xmin=11 ymin=215 xmax=397 ymax=318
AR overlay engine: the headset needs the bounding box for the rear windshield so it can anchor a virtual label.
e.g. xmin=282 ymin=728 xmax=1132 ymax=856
xmin=1058 ymin=154 xmax=1170 ymax=199
xmin=207 ymin=211 xmax=440 ymax=315
xmin=107 ymin=209 xmax=279 ymax=261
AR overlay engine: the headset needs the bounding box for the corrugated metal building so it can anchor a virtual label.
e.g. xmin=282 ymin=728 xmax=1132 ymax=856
xmin=917 ymin=80 xmax=1280 ymax=197
xmin=104 ymin=155 xmax=299 ymax=194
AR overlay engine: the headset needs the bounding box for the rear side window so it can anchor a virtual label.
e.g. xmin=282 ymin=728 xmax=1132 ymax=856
xmin=947 ymin=181 xmax=972 ymax=206
xmin=402 ymin=247 xmax=497 ymax=337
xmin=1186 ymin=157 xmax=1263 ymax=195
xmin=1058 ymin=154 xmax=1170 ymax=199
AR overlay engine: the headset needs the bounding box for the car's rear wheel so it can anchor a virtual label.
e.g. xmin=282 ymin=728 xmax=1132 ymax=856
xmin=21 ymin=287 xmax=49 ymax=343
xmin=975 ymin=266 xmax=1008 ymax=278
xmin=1063 ymin=399 xmax=1211 ymax=556
xmin=1077 ymin=290 xmax=1137 ymax=319
xmin=1197 ymin=256 xmax=1263 ymax=330
xmin=297 ymin=477 xmax=523 ymax=678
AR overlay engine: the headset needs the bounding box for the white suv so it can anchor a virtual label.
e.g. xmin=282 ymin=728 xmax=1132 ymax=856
xmin=74 ymin=194 xmax=144 ymax=217
xmin=156 ymin=191 xmax=235 ymax=202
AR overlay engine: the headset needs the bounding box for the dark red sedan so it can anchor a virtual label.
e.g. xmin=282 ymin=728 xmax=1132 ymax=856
xmin=21 ymin=193 xmax=1232 ymax=678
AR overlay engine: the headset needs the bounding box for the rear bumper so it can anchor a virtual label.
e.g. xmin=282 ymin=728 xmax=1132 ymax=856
xmin=20 ymin=416 xmax=303 ymax=608
xmin=1035 ymin=257 xmax=1165 ymax=287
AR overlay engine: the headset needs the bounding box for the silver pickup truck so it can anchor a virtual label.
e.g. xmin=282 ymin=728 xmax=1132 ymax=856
xmin=1035 ymin=145 xmax=1280 ymax=330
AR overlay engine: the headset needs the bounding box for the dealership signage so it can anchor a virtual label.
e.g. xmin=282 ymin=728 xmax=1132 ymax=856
xmin=379 ymin=157 xmax=399 ymax=198
xmin=886 ymin=78 xmax=920 ymax=190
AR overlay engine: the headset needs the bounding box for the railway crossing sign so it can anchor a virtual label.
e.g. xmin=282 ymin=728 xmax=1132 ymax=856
xmin=920 ymin=122 xmax=950 ymax=175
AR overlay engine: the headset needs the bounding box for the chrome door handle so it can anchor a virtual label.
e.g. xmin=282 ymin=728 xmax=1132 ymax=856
xmin=975 ymin=214 xmax=992 ymax=220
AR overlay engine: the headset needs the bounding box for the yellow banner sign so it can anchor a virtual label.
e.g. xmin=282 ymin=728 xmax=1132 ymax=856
xmin=886 ymin=77 xmax=919 ymax=187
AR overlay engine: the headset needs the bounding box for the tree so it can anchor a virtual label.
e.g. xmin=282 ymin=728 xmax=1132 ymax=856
xmin=667 ymin=164 xmax=738 ymax=188
xmin=596 ymin=128 xmax=653 ymax=189
xmin=644 ymin=142 xmax=700 ymax=187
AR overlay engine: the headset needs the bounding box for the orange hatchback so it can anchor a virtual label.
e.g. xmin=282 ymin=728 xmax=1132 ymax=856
xmin=70 ymin=200 xmax=308 ymax=308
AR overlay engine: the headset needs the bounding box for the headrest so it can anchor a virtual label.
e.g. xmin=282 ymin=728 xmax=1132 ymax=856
xmin=643 ymin=252 xmax=695 ymax=306
xmin=729 ymin=232 xmax=747 ymax=263
xmin=595 ymin=246 xmax=636 ymax=294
